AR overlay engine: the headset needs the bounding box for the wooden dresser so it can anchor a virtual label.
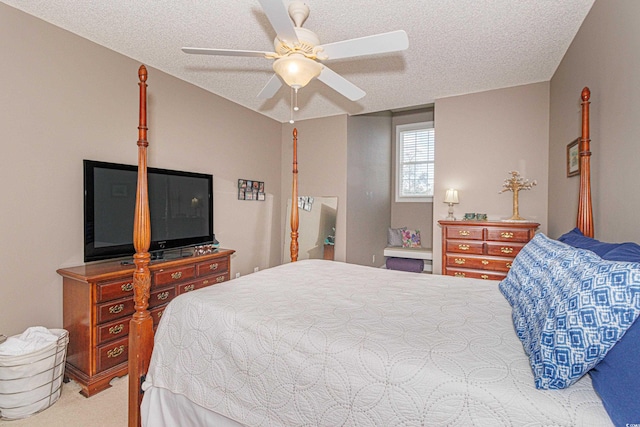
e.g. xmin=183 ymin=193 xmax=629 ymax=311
xmin=439 ymin=221 xmax=538 ymax=280
xmin=56 ymin=249 xmax=234 ymax=397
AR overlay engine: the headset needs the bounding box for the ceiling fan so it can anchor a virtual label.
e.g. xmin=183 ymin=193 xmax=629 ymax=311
xmin=182 ymin=0 xmax=409 ymax=102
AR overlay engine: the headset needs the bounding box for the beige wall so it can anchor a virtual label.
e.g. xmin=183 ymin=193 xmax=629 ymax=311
xmin=549 ymin=0 xmax=640 ymax=242
xmin=433 ymin=82 xmax=550 ymax=273
xmin=1 ymin=4 xmax=282 ymax=336
xmin=281 ymin=116 xmax=348 ymax=262
xmin=391 ymin=108 xmax=435 ymax=248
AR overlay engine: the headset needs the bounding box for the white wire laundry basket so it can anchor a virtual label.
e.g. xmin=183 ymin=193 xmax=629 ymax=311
xmin=0 ymin=329 xmax=69 ymax=420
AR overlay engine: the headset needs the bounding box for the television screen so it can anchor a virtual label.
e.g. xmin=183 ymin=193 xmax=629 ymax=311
xmin=84 ymin=160 xmax=214 ymax=262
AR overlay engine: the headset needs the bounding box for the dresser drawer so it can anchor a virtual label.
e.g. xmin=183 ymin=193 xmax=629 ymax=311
xmin=446 ymin=240 xmax=484 ymax=255
xmin=96 ymin=297 xmax=135 ymax=324
xmin=150 ymin=304 xmax=167 ymax=326
xmin=97 ymin=278 xmax=134 ymax=303
xmin=445 ymin=226 xmax=484 ymax=240
xmin=96 ymin=337 xmax=128 ymax=373
xmin=446 ymin=255 xmax=513 ymax=272
xmin=153 ymin=265 xmax=196 ymax=286
xmin=486 ymin=228 xmax=532 ymax=243
xmin=196 ymin=258 xmax=229 ymax=276
xmin=97 ymin=318 xmax=129 ymax=345
xmin=197 ymin=273 xmax=228 ymax=287
xmin=446 ymin=268 xmax=507 ymax=281
xmin=148 ymin=285 xmax=176 ymax=308
xmin=485 ymin=242 xmax=525 ymax=258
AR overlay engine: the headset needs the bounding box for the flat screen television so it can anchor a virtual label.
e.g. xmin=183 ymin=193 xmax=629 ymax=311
xmin=83 ymin=160 xmax=214 ymax=262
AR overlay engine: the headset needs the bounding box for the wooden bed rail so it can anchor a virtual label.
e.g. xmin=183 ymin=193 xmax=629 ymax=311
xmin=577 ymin=87 xmax=594 ymax=237
xmin=128 ymin=65 xmax=153 ymax=427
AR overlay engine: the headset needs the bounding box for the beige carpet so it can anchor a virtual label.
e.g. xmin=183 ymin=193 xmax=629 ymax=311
xmin=0 ymin=376 xmax=127 ymax=426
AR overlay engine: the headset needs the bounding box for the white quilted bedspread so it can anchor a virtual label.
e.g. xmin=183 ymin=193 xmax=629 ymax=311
xmin=144 ymin=260 xmax=612 ymax=426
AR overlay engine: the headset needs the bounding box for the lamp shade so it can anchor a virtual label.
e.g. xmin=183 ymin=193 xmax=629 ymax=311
xmin=273 ymin=54 xmax=323 ymax=89
xmin=444 ymin=189 xmax=459 ymax=204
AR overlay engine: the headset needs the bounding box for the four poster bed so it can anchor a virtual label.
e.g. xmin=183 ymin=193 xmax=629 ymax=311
xmin=126 ymin=68 xmax=637 ymax=426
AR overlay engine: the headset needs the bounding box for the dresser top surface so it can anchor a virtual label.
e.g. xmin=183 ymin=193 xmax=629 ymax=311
xmin=57 ymin=249 xmax=235 ymax=282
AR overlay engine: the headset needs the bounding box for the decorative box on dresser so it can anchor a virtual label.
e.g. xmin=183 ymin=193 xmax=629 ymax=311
xmin=56 ymin=249 xmax=234 ymax=397
xmin=439 ymin=221 xmax=538 ymax=280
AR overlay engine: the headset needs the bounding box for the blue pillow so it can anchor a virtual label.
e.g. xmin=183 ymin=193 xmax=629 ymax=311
xmin=590 ymin=317 xmax=640 ymax=427
xmin=558 ymin=227 xmax=619 ymax=257
xmin=500 ymin=234 xmax=640 ymax=390
xmin=602 ymin=241 xmax=640 ymax=262
xmin=559 ymin=227 xmax=640 ymax=262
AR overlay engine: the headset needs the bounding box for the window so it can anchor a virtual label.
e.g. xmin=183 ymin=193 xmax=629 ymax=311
xmin=396 ymin=122 xmax=435 ymax=202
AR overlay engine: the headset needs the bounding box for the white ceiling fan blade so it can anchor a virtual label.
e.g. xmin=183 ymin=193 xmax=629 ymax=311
xmin=317 ymin=30 xmax=409 ymax=61
xmin=317 ymin=66 xmax=366 ymax=101
xmin=258 ymin=0 xmax=299 ymax=45
xmin=182 ymin=47 xmax=271 ymax=58
xmin=257 ymin=74 xmax=283 ymax=99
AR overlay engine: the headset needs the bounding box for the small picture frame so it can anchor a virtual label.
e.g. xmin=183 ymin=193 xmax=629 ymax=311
xmin=238 ymin=179 xmax=265 ymax=200
xmin=567 ymin=138 xmax=580 ymax=177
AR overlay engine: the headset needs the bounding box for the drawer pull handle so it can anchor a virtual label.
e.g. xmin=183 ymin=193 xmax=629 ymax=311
xmin=506 ymin=262 xmax=512 ymax=269
xmin=107 ymin=345 xmax=125 ymax=359
xmin=157 ymin=291 xmax=169 ymax=300
xmin=216 ymin=276 xmax=225 ymax=283
xmin=458 ymin=244 xmax=470 ymax=251
xmin=109 ymin=324 xmax=124 ymax=335
xmin=121 ymin=283 xmax=133 ymax=292
xmin=481 ymin=275 xmax=489 ymax=280
xmin=209 ymin=263 xmax=219 ymax=271
xmin=458 ymin=230 xmax=470 ymax=236
xmin=482 ymin=260 xmax=489 ymax=265
xmin=157 ymin=310 xmax=164 ymax=319
xmin=501 ymin=232 xmax=514 ymax=239
xmin=171 ymin=272 xmax=183 ymax=280
xmin=454 ymin=272 xmax=466 ymax=278
xmin=109 ymin=304 xmax=124 ymax=314
xmin=202 ymin=279 xmax=209 ymax=285
xmin=454 ymin=258 xmax=465 ymax=265
xmin=184 ymin=284 xmax=195 ymax=292
xmin=501 ymin=247 xmax=514 ymax=254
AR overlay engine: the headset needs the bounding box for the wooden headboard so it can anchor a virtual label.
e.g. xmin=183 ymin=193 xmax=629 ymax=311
xmin=126 ymin=68 xmax=594 ymax=426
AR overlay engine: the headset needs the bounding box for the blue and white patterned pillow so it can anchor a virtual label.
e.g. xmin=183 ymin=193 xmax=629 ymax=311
xmin=499 ymin=233 xmax=640 ymax=389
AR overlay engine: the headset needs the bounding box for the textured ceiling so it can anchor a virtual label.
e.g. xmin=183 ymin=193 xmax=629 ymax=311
xmin=2 ymin=0 xmax=594 ymax=123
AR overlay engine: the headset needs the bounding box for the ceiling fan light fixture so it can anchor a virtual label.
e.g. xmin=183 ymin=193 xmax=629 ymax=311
xmin=273 ymin=54 xmax=322 ymax=89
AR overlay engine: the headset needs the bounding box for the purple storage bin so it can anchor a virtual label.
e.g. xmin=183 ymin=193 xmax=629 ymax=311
xmin=386 ymin=257 xmax=424 ymax=273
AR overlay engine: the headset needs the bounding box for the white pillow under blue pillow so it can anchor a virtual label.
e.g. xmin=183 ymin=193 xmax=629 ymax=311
xmin=499 ymin=233 xmax=640 ymax=390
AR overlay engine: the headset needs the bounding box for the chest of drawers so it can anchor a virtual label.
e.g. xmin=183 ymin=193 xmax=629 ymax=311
xmin=57 ymin=249 xmax=234 ymax=397
xmin=438 ymin=221 xmax=538 ymax=280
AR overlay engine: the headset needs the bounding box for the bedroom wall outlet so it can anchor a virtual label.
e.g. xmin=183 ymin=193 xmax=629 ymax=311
xmin=235 ymin=272 xmax=240 ymax=279
xmin=254 ymin=267 xmax=259 ymax=273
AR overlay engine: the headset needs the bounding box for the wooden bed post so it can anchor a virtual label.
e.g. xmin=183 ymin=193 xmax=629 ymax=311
xmin=577 ymin=87 xmax=594 ymax=237
xmin=128 ymin=65 xmax=153 ymax=427
xmin=290 ymin=128 xmax=299 ymax=262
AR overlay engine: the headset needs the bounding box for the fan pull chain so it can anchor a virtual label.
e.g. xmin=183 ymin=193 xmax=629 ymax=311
xmin=289 ymin=87 xmax=301 ymax=124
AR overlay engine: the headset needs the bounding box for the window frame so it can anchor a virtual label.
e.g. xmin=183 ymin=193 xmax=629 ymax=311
xmin=395 ymin=121 xmax=435 ymax=203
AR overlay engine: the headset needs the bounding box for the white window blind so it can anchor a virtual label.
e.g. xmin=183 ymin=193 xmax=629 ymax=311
xmin=396 ymin=122 xmax=434 ymax=202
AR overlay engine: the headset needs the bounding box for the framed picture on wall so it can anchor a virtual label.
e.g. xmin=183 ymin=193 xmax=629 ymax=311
xmin=567 ymin=138 xmax=580 ymax=177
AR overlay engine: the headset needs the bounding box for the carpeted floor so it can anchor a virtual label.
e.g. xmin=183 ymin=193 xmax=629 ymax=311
xmin=0 ymin=376 xmax=127 ymax=426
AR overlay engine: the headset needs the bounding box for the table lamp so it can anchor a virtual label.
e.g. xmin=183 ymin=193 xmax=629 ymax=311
xmin=444 ymin=189 xmax=459 ymax=220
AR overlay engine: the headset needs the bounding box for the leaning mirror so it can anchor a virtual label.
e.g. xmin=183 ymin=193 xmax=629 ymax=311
xmin=283 ymin=196 xmax=338 ymax=262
